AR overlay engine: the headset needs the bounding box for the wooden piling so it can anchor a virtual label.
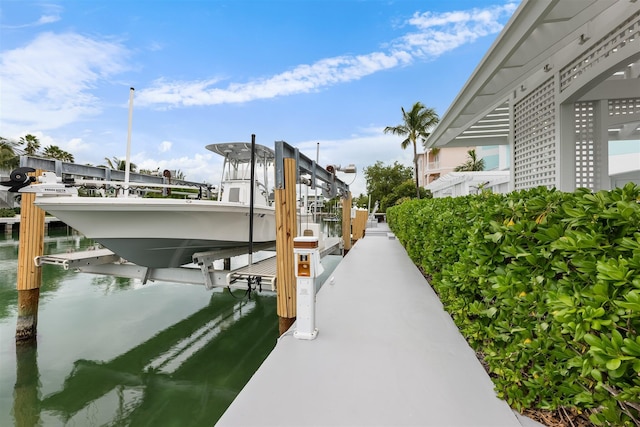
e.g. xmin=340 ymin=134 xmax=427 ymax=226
xmin=16 ymin=170 xmax=45 ymax=343
xmin=352 ymin=209 xmax=368 ymax=241
xmin=275 ymin=157 xmax=298 ymax=336
xmin=342 ymin=193 xmax=352 ymax=255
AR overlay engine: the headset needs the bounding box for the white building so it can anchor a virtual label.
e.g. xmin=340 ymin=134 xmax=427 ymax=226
xmin=425 ymin=0 xmax=640 ymax=192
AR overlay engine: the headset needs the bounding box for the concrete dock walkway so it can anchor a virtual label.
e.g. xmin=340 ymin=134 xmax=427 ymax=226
xmin=217 ymin=224 xmax=537 ymax=426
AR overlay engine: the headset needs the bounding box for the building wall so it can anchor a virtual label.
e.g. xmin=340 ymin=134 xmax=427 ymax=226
xmin=418 ymin=147 xmax=477 ymax=187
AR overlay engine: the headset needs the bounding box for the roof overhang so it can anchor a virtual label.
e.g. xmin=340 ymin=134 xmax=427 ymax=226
xmin=426 ymin=0 xmax=640 ymax=148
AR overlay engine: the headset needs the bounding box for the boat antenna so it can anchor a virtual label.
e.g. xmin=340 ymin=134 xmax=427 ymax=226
xmin=248 ymin=134 xmax=256 ymax=265
xmin=124 ymin=87 xmax=134 ymax=198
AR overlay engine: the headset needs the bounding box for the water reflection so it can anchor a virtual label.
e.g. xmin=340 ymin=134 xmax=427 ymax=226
xmin=12 ymin=291 xmax=277 ymax=426
xmin=2 ymin=223 xmax=339 ymax=426
xmin=90 ymin=275 xmax=145 ymax=295
xmin=13 ymin=343 xmax=41 ymax=427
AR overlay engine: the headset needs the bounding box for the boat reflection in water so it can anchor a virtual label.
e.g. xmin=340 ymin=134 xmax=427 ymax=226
xmin=1 ymin=228 xmax=280 ymax=426
xmin=3 ymin=222 xmax=342 ymax=426
xmin=15 ymin=290 xmax=278 ymax=426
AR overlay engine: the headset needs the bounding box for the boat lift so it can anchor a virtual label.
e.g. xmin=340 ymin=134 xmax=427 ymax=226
xmin=35 ymin=238 xmax=341 ymax=292
xmin=19 ymin=140 xmax=349 ymax=294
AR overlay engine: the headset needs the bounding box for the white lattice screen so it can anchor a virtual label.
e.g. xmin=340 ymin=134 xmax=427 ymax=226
xmin=573 ymin=98 xmax=640 ymax=190
xmin=514 ymin=78 xmax=557 ymax=189
xmin=574 ymin=101 xmax=597 ymax=190
xmin=609 ymin=98 xmax=640 ymax=116
xmin=560 ymin=11 xmax=640 ymax=93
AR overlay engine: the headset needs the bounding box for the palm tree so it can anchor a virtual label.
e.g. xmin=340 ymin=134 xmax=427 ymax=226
xmin=42 ymin=145 xmax=75 ymax=162
xmin=454 ymin=149 xmax=485 ymax=172
xmin=20 ymin=134 xmax=41 ymax=156
xmin=384 ymin=102 xmax=439 ymax=198
xmin=102 ymin=156 xmax=137 ymax=172
xmin=0 ymin=137 xmax=20 ymax=170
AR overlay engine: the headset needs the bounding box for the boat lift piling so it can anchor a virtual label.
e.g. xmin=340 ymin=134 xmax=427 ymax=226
xmin=15 ymin=169 xmax=45 ymax=343
xmin=273 ymin=141 xmax=350 ymax=336
xmin=275 ymin=157 xmax=298 ymax=335
xmin=341 ymin=193 xmax=352 ymax=255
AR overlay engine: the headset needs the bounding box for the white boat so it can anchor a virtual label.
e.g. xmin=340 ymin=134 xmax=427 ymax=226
xmin=30 ymin=143 xmax=277 ymax=268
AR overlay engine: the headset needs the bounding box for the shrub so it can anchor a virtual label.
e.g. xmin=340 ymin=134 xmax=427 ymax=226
xmin=0 ymin=208 xmax=17 ymax=217
xmin=387 ymin=184 xmax=640 ymax=425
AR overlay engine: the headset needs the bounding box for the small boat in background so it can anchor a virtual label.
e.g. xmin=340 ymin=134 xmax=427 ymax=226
xmin=27 ymin=143 xmax=277 ymax=268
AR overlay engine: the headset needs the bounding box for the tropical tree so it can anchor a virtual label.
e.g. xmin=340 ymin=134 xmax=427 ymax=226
xmin=353 ymin=193 xmax=369 ymax=209
xmin=20 ymin=134 xmax=41 ymax=156
xmin=364 ymin=161 xmax=416 ymax=212
xmin=454 ymin=149 xmax=485 ymax=172
xmin=42 ymin=145 xmax=75 ymax=162
xmin=102 ymin=156 xmax=137 ymax=172
xmin=384 ymin=102 xmax=439 ymax=198
xmin=385 ymin=179 xmax=431 ymax=209
xmin=0 ymin=137 xmax=20 ymax=170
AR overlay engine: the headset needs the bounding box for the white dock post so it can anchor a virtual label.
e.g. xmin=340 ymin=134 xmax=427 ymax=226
xmin=293 ymin=236 xmax=323 ymax=340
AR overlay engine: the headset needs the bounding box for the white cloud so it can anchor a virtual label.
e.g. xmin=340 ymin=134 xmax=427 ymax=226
xmin=136 ymin=50 xmax=410 ymax=108
xmin=398 ymin=4 xmax=516 ymax=57
xmin=1 ymin=6 xmax=62 ymax=29
xmin=159 ymin=140 xmax=172 ymax=153
xmin=65 ymin=137 xmax=91 ymax=154
xmin=0 ymin=32 xmax=129 ymax=132
xmin=37 ymin=14 xmax=61 ymax=25
xmin=134 ymin=151 xmax=218 ymax=184
xmin=136 ymin=4 xmax=515 ymax=109
xmin=0 ymin=3 xmax=516 ymax=135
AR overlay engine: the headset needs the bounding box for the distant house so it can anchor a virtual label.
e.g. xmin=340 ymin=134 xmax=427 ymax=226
xmin=417 ymin=145 xmax=511 ymax=197
xmin=417 ymin=147 xmax=472 ymax=187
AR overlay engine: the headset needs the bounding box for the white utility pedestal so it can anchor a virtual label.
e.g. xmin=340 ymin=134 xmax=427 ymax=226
xmin=293 ymin=236 xmax=323 ymax=340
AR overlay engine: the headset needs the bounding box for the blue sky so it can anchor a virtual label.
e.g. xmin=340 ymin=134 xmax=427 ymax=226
xmin=0 ymin=0 xmax=519 ymax=195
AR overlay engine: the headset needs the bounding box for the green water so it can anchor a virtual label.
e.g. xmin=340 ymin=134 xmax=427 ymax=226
xmin=0 ymin=227 xmax=336 ymax=426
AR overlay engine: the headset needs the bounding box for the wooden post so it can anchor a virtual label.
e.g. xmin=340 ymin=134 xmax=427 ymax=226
xmin=275 ymin=157 xmax=298 ymax=336
xmin=342 ymin=193 xmax=352 ymax=255
xmin=16 ymin=170 xmax=45 ymax=343
xmin=352 ymin=209 xmax=368 ymax=241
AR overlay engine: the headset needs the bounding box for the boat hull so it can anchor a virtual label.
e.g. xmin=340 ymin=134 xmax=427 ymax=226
xmin=35 ymin=197 xmax=276 ymax=268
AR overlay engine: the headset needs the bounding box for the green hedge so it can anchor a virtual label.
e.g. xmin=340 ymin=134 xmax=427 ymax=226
xmin=0 ymin=208 xmax=17 ymax=217
xmin=387 ymin=184 xmax=640 ymax=426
